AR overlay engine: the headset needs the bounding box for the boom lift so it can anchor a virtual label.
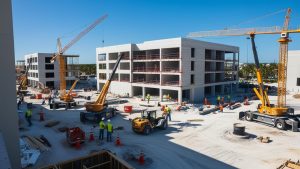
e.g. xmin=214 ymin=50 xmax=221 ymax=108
xmin=50 ymin=14 xmax=108 ymax=109
xmin=80 ymin=54 xmax=123 ymax=123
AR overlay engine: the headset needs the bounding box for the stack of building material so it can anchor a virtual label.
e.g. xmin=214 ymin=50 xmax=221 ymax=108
xmin=22 ymin=135 xmax=50 ymax=152
xmin=20 ymin=138 xmax=41 ymax=168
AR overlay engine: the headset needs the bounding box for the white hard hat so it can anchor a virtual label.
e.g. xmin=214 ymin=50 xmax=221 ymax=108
xmin=102 ymin=117 xmax=105 ymax=120
xmin=107 ymin=119 xmax=111 ymax=122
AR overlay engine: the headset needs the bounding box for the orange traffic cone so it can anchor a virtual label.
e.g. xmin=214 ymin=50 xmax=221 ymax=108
xmin=75 ymin=137 xmax=81 ymax=149
xmin=39 ymin=109 xmax=45 ymax=121
xmin=115 ymin=136 xmax=121 ymax=146
xmin=89 ymin=131 xmax=95 ymax=142
xmin=138 ymin=151 xmax=145 ymax=165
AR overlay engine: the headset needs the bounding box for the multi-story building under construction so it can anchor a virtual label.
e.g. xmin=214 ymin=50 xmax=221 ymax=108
xmin=25 ymin=53 xmax=80 ymax=89
xmin=96 ymin=37 xmax=239 ymax=103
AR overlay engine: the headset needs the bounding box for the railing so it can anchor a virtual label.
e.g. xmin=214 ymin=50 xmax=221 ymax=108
xmin=162 ymin=81 xmax=179 ymax=86
xmin=120 ymin=78 xmax=130 ymax=82
xmin=162 ymin=52 xmax=179 ymax=59
xmin=162 ymin=67 xmax=180 ymax=73
xmin=133 ymin=54 xmax=160 ymax=60
xmin=145 ymin=79 xmax=160 ymax=84
xmin=133 ymin=67 xmax=160 ymax=72
xmin=133 ymin=78 xmax=145 ymax=83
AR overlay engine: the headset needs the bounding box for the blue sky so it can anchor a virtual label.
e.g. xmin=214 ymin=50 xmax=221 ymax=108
xmin=12 ymin=0 xmax=300 ymax=64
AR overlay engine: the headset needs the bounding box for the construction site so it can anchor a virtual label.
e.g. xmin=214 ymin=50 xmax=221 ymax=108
xmin=1 ymin=1 xmax=300 ymax=169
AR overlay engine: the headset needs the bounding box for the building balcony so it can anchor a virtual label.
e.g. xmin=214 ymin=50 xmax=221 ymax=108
xmin=132 ymin=54 xmax=160 ymax=60
xmin=162 ymin=81 xmax=180 ymax=86
xmin=162 ymin=68 xmax=180 ymax=73
xmin=161 ymin=52 xmax=180 ymax=59
xmin=133 ymin=67 xmax=160 ymax=72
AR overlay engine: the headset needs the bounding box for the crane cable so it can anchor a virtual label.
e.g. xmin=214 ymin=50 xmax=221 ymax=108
xmin=228 ymin=8 xmax=287 ymax=29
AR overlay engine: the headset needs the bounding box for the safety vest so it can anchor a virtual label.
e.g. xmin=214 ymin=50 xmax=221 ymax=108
xmin=217 ymin=96 xmax=220 ymax=100
xmin=99 ymin=121 xmax=105 ymax=129
xmin=165 ymin=107 xmax=171 ymax=114
xmin=146 ymin=95 xmax=150 ymax=99
xmin=26 ymin=110 xmax=32 ymax=117
xmin=107 ymin=122 xmax=113 ymax=132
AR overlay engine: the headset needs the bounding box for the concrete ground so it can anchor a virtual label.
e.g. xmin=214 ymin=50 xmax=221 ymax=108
xmin=19 ymin=90 xmax=300 ymax=169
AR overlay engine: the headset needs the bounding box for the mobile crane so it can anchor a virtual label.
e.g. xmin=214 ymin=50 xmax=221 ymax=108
xmin=187 ymin=8 xmax=300 ymax=131
xmin=80 ymin=54 xmax=123 ymax=123
xmin=239 ymin=34 xmax=300 ymax=131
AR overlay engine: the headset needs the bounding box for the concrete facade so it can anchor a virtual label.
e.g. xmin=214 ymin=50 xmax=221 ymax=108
xmin=96 ymin=38 xmax=239 ymax=103
xmin=25 ymin=53 xmax=80 ymax=89
xmin=0 ymin=0 xmax=21 ymax=168
xmin=287 ymin=50 xmax=300 ymax=93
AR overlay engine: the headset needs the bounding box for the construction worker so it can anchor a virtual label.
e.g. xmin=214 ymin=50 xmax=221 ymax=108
xmin=164 ymin=105 xmax=172 ymax=121
xmin=146 ymin=94 xmax=150 ymax=104
xmin=99 ymin=117 xmax=106 ymax=141
xmin=221 ymin=97 xmax=224 ymax=104
xmin=217 ymin=95 xmax=220 ymax=105
xmin=106 ymin=119 xmax=113 ymax=142
xmin=25 ymin=108 xmax=32 ymax=126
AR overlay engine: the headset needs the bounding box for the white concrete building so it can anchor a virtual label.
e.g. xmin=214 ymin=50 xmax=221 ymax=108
xmin=25 ymin=53 xmax=80 ymax=89
xmin=287 ymin=50 xmax=300 ymax=93
xmin=96 ymin=37 xmax=239 ymax=103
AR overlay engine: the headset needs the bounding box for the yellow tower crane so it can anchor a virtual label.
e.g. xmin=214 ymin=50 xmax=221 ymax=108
xmin=50 ymin=14 xmax=108 ymax=105
xmin=188 ymin=8 xmax=300 ymax=131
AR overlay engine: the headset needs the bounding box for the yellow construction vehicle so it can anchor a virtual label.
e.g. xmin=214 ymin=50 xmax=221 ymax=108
xmin=188 ymin=8 xmax=300 ymax=131
xmin=239 ymin=34 xmax=300 ymax=131
xmin=80 ymin=54 xmax=122 ymax=123
xmin=132 ymin=110 xmax=168 ymax=135
xmin=17 ymin=58 xmax=32 ymax=95
xmin=50 ymin=14 xmax=108 ymax=109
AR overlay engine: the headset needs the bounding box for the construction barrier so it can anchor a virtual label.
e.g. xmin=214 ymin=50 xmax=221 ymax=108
xmin=36 ymin=94 xmax=42 ymax=99
xmin=124 ymin=105 xmax=133 ymax=113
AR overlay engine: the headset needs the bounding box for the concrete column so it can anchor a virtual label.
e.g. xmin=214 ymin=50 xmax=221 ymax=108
xmin=0 ymin=0 xmax=21 ymax=168
xmin=142 ymin=87 xmax=145 ymax=99
xmin=159 ymin=88 xmax=163 ymax=102
xmin=178 ymin=89 xmax=182 ymax=103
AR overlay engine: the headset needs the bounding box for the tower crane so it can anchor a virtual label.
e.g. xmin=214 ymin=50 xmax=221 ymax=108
xmin=188 ymin=8 xmax=300 ymax=131
xmin=50 ymin=14 xmax=108 ymax=106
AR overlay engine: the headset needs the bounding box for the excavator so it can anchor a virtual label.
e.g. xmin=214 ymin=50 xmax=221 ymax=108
xmin=80 ymin=54 xmax=122 ymax=123
xmin=17 ymin=58 xmax=32 ymax=95
xmin=239 ymin=34 xmax=300 ymax=131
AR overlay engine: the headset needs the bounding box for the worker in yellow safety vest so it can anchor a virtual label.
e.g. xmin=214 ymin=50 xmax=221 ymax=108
xmin=106 ymin=119 xmax=113 ymax=142
xmin=217 ymin=95 xmax=221 ymax=105
xmin=25 ymin=108 xmax=33 ymax=126
xmin=146 ymin=94 xmax=150 ymax=104
xmin=99 ymin=118 xmax=106 ymax=141
xmin=164 ymin=105 xmax=172 ymax=121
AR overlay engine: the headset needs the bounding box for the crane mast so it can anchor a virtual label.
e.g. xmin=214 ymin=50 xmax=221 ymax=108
xmin=50 ymin=14 xmax=108 ymax=101
xmin=277 ymin=8 xmax=291 ymax=107
xmin=187 ymin=8 xmax=300 ymax=110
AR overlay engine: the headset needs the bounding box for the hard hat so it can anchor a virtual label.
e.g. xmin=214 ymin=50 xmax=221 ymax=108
xmin=102 ymin=117 xmax=105 ymax=120
xmin=107 ymin=119 xmax=111 ymax=122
